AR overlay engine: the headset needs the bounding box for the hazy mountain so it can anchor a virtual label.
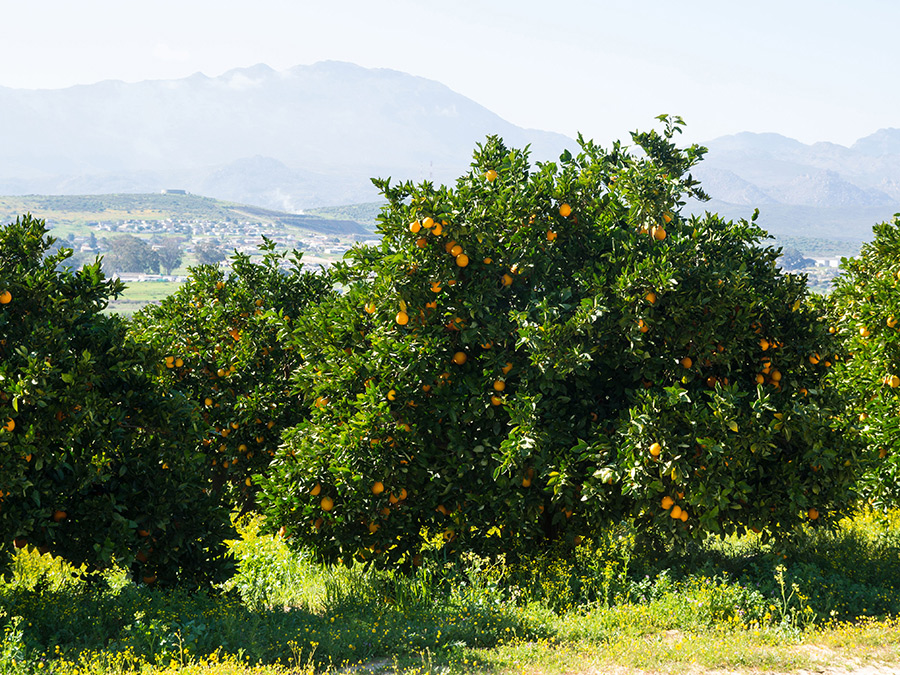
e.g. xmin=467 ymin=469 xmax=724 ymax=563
xmin=0 ymin=61 xmax=574 ymax=210
xmin=2 ymin=61 xmax=900 ymax=245
xmin=692 ymin=130 xmax=900 ymax=241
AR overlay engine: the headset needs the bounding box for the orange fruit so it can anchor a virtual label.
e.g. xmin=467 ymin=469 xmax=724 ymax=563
xmin=670 ymin=505 xmax=683 ymax=519
xmin=491 ymin=395 xmax=503 ymax=406
xmin=444 ymin=240 xmax=457 ymax=253
xmin=452 ymin=351 xmax=467 ymax=365
xmin=143 ymin=575 xmax=157 ymax=585
xmin=546 ymin=230 xmax=557 ymax=241
xmin=409 ymin=220 xmax=422 ymax=233
xmin=645 ymin=291 xmax=657 ymax=304
xmin=395 ymin=311 xmax=409 ymax=326
xmin=501 ymin=273 xmax=513 ymax=286
xmin=321 ymin=496 xmax=334 ymax=511
xmin=372 ymin=481 xmax=385 ymax=495
xmin=663 ymin=213 xmax=672 ymax=223
xmin=493 ymin=380 xmax=506 ymax=392
xmin=755 ymin=374 xmax=765 ymax=385
xmin=889 ymin=317 xmax=898 ymax=328
xmin=0 ymin=290 xmax=11 ymax=304
xmin=860 ymin=326 xmax=871 ymax=337
xmin=559 ymin=203 xmax=572 ymax=217
xmin=679 ymin=510 xmax=688 ymax=522
xmin=760 ymin=338 xmax=770 ymax=351
xmin=681 ymin=357 xmax=692 ymax=369
xmin=808 ymin=508 xmax=819 ymax=520
xmin=3 ymin=419 xmax=14 ymax=432
xmin=387 ymin=389 xmax=397 ymax=401
xmin=483 ymin=257 xmax=492 ymax=264
xmin=502 ymin=362 xmax=513 ymax=375
xmin=638 ymin=319 xmax=649 ymax=333
xmin=450 ymin=244 xmax=463 ymax=257
xmin=661 ymin=496 xmax=674 ymax=509
xmin=422 ymin=217 xmax=435 ymax=229
xmin=432 ymin=223 xmax=443 ymax=235
xmin=653 ymin=227 xmax=667 ymax=241
xmin=416 ymin=237 xmax=428 ymax=248
xmin=522 ymin=477 xmax=531 ymax=487
xmin=456 ymin=254 xmax=469 ymax=267
xmin=485 ymin=170 xmax=498 ymax=182
xmin=368 ymin=522 xmax=379 ymax=534
xmin=649 ymin=442 xmax=661 ymax=457
xmin=311 ymin=483 xmax=322 ymax=496
xmin=52 ymin=510 xmax=67 ymax=522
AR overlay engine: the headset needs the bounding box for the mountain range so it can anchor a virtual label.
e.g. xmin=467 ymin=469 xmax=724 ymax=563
xmin=1 ymin=61 xmax=899 ymax=245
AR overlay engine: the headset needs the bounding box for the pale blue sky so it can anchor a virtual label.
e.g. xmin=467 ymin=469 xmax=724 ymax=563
xmin=1 ymin=0 xmax=897 ymax=146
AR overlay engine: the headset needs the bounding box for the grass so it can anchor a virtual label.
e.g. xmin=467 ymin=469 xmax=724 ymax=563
xmin=104 ymin=281 xmax=184 ymax=316
xmin=3 ymin=512 xmax=900 ymax=674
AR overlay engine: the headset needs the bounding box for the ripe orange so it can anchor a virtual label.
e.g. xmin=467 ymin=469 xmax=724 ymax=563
xmin=416 ymin=237 xmax=428 ymax=248
xmin=493 ymin=380 xmax=506 ymax=392
xmin=808 ymin=508 xmax=819 ymax=520
xmin=450 ymin=244 xmax=463 ymax=257
xmin=372 ymin=481 xmax=385 ymax=495
xmin=444 ymin=240 xmax=457 ymax=253
xmin=311 ymin=483 xmax=322 ymax=496
xmin=638 ymin=319 xmax=649 ymax=333
xmin=502 ymin=362 xmax=513 ymax=375
xmin=321 ymin=496 xmax=334 ymax=511
xmin=3 ymin=418 xmax=14 ymax=432
xmin=491 ymin=395 xmax=503 ymax=406
xmin=483 ymin=257 xmax=493 ymax=264
xmin=889 ymin=316 xmax=898 ymax=328
xmin=760 ymin=338 xmax=770 ymax=351
xmin=546 ymin=230 xmax=557 ymax=241
xmin=368 ymin=522 xmax=379 ymax=534
xmin=0 ymin=290 xmax=11 ymax=304
xmin=661 ymin=496 xmax=674 ymax=509
xmin=52 ymin=510 xmax=67 ymax=522
xmin=501 ymin=273 xmax=513 ymax=287
xmin=143 ymin=575 xmax=157 ymax=585
xmin=409 ymin=220 xmax=422 ymax=233
xmin=485 ymin=169 xmax=498 ymax=182
xmin=663 ymin=213 xmax=672 ymax=224
xmin=653 ymin=227 xmax=667 ymax=241
xmin=522 ymin=476 xmax=531 ymax=487
xmin=456 ymin=254 xmax=469 ymax=267
xmin=387 ymin=389 xmax=397 ymax=401
xmin=559 ymin=203 xmax=572 ymax=217
xmin=645 ymin=291 xmax=657 ymax=304
xmin=679 ymin=510 xmax=688 ymax=522
xmin=649 ymin=442 xmax=662 ymax=457
xmin=432 ymin=222 xmax=444 ymax=235
xmin=423 ymin=217 xmax=435 ymax=229
xmin=396 ymin=311 xmax=409 ymax=326
xmin=860 ymin=326 xmax=871 ymax=337
xmin=452 ymin=351 xmax=467 ymax=365
xmin=681 ymin=357 xmax=692 ymax=369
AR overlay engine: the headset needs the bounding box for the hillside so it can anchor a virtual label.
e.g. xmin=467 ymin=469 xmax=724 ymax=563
xmin=0 ymin=193 xmax=369 ymax=236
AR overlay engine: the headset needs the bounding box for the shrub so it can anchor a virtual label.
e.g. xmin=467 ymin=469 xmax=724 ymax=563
xmin=0 ymin=215 xmax=233 ymax=586
xmin=828 ymin=216 xmax=900 ymax=507
xmin=258 ymin=118 xmax=857 ymax=569
xmin=130 ymin=239 xmax=333 ymax=511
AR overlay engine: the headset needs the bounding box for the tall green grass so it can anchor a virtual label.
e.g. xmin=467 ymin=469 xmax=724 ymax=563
xmin=2 ymin=511 xmax=900 ymax=674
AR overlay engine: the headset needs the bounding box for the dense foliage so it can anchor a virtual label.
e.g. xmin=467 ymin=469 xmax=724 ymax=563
xmin=129 ymin=240 xmax=334 ymax=511
xmin=0 ymin=215 xmax=233 ymax=586
xmin=828 ymin=215 xmax=900 ymax=507
xmin=258 ymin=118 xmax=857 ymax=569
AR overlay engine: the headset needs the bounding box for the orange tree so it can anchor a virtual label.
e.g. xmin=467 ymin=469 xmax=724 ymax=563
xmin=827 ymin=216 xmax=900 ymax=507
xmin=0 ymin=214 xmax=233 ymax=586
xmin=129 ymin=239 xmax=333 ymax=511
xmin=258 ymin=117 xmax=856 ymax=568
